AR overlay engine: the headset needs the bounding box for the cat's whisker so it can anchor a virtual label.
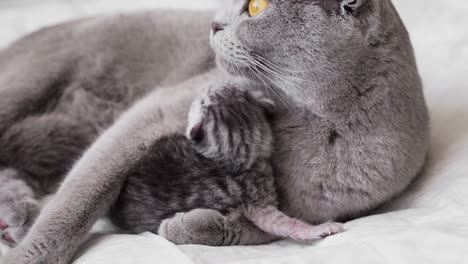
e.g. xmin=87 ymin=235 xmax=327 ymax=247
xmin=253 ymin=59 xmax=317 ymax=86
xmin=231 ymin=45 xmax=290 ymax=109
xmin=229 ymin=54 xmax=270 ymax=100
xmin=245 ymin=63 xmax=289 ymax=110
xmin=239 ymin=54 xmax=306 ymax=88
xmin=252 ymin=53 xmax=333 ymax=83
xmin=253 ymin=53 xmax=333 ymax=75
xmin=245 ymin=57 xmax=305 ymax=94
xmin=233 ymin=60 xmax=259 ymax=96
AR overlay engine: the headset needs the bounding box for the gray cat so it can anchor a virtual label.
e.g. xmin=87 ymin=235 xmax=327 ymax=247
xmin=110 ymin=85 xmax=343 ymax=242
xmin=1 ymin=0 xmax=429 ymax=263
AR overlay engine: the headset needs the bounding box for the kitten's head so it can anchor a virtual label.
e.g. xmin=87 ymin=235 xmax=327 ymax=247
xmin=186 ymin=86 xmax=275 ymax=170
xmin=211 ymin=0 xmax=397 ymax=102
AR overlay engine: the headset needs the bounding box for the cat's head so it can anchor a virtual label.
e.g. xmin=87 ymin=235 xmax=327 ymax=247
xmin=186 ymin=86 xmax=275 ymax=170
xmin=210 ymin=0 xmax=398 ymax=104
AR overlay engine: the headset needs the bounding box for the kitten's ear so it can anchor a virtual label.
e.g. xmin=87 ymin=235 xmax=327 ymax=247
xmin=340 ymin=0 xmax=366 ymax=15
xmin=260 ymin=99 xmax=276 ymax=117
xmin=251 ymin=91 xmax=276 ymax=117
xmin=189 ymin=122 xmax=204 ymax=143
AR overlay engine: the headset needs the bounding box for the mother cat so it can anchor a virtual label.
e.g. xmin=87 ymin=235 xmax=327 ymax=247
xmin=1 ymin=0 xmax=429 ymax=263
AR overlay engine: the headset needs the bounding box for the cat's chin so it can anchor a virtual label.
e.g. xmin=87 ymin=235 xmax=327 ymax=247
xmin=216 ymin=57 xmax=260 ymax=81
xmin=216 ymin=57 xmax=244 ymax=76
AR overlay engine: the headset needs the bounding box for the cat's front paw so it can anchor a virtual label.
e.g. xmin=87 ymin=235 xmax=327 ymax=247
xmin=293 ymin=222 xmax=345 ymax=242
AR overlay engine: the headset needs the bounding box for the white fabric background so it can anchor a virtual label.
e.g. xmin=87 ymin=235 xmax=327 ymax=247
xmin=1 ymin=0 xmax=467 ymax=263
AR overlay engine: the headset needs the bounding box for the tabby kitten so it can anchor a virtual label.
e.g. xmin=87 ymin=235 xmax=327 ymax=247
xmin=110 ymin=86 xmax=344 ymax=242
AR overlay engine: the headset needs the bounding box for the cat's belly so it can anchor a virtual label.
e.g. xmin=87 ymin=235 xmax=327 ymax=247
xmin=272 ymin=111 xmax=422 ymax=224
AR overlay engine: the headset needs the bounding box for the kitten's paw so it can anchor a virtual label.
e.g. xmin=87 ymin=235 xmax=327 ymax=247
xmin=0 ymin=192 xmax=39 ymax=247
xmin=159 ymin=209 xmax=226 ymax=246
xmin=293 ymin=222 xmax=345 ymax=242
xmin=1 ymin=222 xmax=33 ymax=247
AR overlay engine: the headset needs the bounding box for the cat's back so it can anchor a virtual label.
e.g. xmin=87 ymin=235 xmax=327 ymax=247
xmin=0 ymin=9 xmax=216 ymax=137
xmin=0 ymin=10 xmax=215 ymax=99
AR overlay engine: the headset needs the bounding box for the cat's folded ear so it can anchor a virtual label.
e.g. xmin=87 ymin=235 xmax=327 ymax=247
xmin=260 ymin=99 xmax=276 ymax=117
xmin=340 ymin=0 xmax=366 ymax=15
xmin=251 ymin=91 xmax=277 ymax=117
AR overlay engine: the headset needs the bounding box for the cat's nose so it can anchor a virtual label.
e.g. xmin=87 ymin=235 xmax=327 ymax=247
xmin=211 ymin=21 xmax=225 ymax=35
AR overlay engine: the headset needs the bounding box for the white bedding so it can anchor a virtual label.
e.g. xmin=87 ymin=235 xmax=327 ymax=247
xmin=1 ymin=0 xmax=468 ymax=263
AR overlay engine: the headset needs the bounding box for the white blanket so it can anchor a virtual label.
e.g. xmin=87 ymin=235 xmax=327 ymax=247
xmin=1 ymin=0 xmax=467 ymax=263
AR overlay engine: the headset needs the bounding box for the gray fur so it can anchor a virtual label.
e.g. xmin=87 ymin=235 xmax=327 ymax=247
xmin=1 ymin=0 xmax=428 ymax=263
xmin=110 ymin=85 xmax=344 ymax=242
xmin=0 ymin=169 xmax=39 ymax=246
xmin=110 ymin=85 xmax=278 ymax=233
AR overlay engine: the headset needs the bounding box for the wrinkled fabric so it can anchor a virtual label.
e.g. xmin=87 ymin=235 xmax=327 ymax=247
xmin=1 ymin=0 xmax=467 ymax=263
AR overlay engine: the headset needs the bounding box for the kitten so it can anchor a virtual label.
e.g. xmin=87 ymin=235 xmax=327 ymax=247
xmin=110 ymin=86 xmax=343 ymax=242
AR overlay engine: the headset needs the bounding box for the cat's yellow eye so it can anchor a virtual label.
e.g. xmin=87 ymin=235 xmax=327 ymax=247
xmin=248 ymin=0 xmax=269 ymax=17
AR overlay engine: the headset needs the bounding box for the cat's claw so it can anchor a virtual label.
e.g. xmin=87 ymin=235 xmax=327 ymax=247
xmin=315 ymin=222 xmax=345 ymax=239
xmin=292 ymin=222 xmax=345 ymax=242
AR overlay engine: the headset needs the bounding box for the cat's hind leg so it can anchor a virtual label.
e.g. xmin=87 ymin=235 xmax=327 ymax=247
xmin=0 ymin=169 xmax=40 ymax=247
xmin=244 ymin=206 xmax=344 ymax=242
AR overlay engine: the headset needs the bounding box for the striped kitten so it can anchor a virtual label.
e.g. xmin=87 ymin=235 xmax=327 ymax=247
xmin=110 ymin=86 xmax=344 ymax=243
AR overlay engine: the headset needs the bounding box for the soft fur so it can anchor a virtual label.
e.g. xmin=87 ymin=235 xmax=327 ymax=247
xmin=111 ymin=86 xmax=344 ymax=242
xmin=0 ymin=0 xmax=428 ymax=263
xmin=110 ymin=85 xmax=278 ymax=234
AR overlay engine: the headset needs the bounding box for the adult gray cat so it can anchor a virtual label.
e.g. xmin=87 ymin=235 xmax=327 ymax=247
xmin=110 ymin=85 xmax=343 ymax=242
xmin=1 ymin=0 xmax=429 ymax=263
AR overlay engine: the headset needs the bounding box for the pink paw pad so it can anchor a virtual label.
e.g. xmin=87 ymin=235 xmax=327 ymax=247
xmin=2 ymin=231 xmax=15 ymax=243
xmin=0 ymin=219 xmax=8 ymax=230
